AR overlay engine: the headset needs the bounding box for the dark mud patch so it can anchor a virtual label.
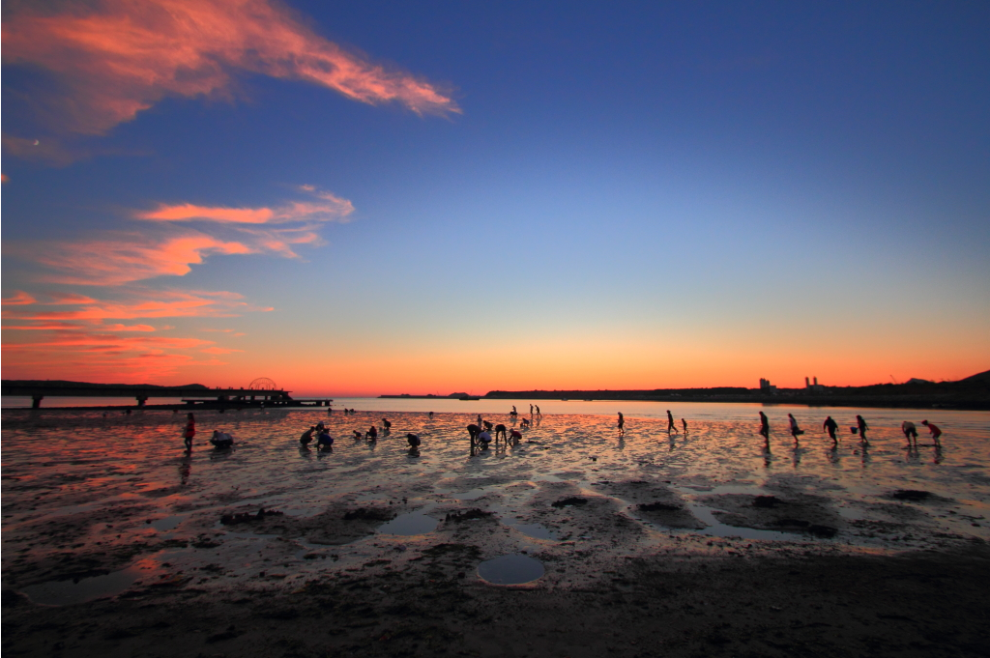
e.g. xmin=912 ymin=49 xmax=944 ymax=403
xmin=551 ymin=497 xmax=588 ymax=508
xmin=888 ymin=489 xmax=952 ymax=505
xmin=343 ymin=507 xmax=394 ymax=522
xmin=477 ymin=554 xmax=544 ymax=585
xmin=219 ymin=504 xmax=396 ymax=545
xmin=530 ymin=482 xmax=647 ymax=545
xmin=444 ymin=509 xmax=494 ymax=523
xmin=220 ymin=508 xmax=284 ymax=525
xmin=701 ymin=492 xmax=842 ymax=538
xmin=602 ymin=479 xmax=705 ymax=529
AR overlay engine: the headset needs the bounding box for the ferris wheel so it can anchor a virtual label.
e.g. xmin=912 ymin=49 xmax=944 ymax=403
xmin=248 ymin=377 xmax=278 ymax=391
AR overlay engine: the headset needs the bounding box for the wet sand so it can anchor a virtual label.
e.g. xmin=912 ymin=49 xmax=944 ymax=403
xmin=3 ymin=406 xmax=989 ymax=656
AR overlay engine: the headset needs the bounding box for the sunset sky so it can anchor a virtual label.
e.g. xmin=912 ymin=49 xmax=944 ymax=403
xmin=3 ymin=1 xmax=989 ymax=396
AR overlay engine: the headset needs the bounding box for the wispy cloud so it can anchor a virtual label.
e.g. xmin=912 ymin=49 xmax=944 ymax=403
xmin=15 ymin=230 xmax=254 ymax=286
xmin=2 ymin=291 xmax=37 ymax=306
xmin=3 ymin=0 xmax=460 ymax=138
xmin=3 ymin=289 xmax=270 ymax=323
xmin=136 ymin=188 xmax=354 ymax=224
xmin=2 ymin=288 xmax=266 ymax=381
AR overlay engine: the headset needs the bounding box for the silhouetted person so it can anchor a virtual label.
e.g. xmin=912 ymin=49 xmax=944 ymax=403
xmin=510 ymin=429 xmax=522 ymax=444
xmin=494 ymin=424 xmax=507 ymax=443
xmin=317 ymin=430 xmax=334 ymax=450
xmin=483 ymin=420 xmax=494 ymax=432
xmin=353 ymin=429 xmax=363 ymax=440
xmin=617 ymin=412 xmax=624 ymax=434
xmin=428 ymin=411 xmax=434 ymax=419
xmin=183 ymin=413 xmax=196 ymax=450
xmin=921 ymin=420 xmax=942 ymax=448
xmin=467 ymin=424 xmax=480 ymax=448
xmin=667 ymin=410 xmax=676 ymax=433
xmin=856 ymin=415 xmax=869 ymax=444
xmin=535 ymin=405 xmax=541 ymax=416
xmin=788 ymin=413 xmax=803 ymax=444
xmin=382 ymin=418 xmax=392 ymax=433
xmin=477 ymin=430 xmax=492 ymax=449
xmin=511 ymin=406 xmax=518 ymax=416
xmin=823 ymin=416 xmax=839 ymax=445
xmin=681 ymin=418 xmax=688 ymax=433
xmin=759 ymin=411 xmax=770 ymax=440
xmin=406 ymin=433 xmax=421 ymax=448
xmin=366 ymin=425 xmax=378 ymax=441
xmin=520 ymin=417 xmax=531 ymax=429
xmin=902 ymin=421 xmax=919 ymax=448
xmin=300 ymin=426 xmax=316 ymax=446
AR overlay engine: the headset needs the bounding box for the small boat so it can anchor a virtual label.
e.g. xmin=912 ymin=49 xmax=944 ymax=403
xmin=458 ymin=396 xmax=481 ymax=401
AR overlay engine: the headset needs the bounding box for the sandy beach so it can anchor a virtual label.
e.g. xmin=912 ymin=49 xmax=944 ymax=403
xmin=3 ymin=403 xmax=989 ymax=657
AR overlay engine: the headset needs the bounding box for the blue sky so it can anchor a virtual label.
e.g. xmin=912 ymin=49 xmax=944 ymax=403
xmin=3 ymin=1 xmax=988 ymax=394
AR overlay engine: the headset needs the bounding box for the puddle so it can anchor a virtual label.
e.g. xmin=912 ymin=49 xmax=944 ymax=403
xmin=377 ymin=512 xmax=439 ymax=536
xmin=20 ymin=567 xmax=143 ymax=606
xmin=477 ymin=554 xmax=545 ymax=585
xmin=150 ymin=514 xmax=186 ymax=531
xmin=505 ymin=520 xmax=557 ymax=540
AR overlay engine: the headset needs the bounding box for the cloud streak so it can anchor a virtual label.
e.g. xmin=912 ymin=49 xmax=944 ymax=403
xmin=136 ymin=189 xmax=354 ymax=224
xmin=3 ymin=0 xmax=460 ymax=136
xmin=2 ymin=288 xmax=263 ymax=381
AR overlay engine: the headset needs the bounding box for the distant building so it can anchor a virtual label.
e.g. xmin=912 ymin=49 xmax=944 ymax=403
xmin=805 ymin=376 xmax=825 ymax=394
xmin=759 ymin=378 xmax=777 ymax=393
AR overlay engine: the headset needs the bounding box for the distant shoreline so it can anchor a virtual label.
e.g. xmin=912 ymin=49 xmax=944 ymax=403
xmin=381 ymin=375 xmax=990 ymax=411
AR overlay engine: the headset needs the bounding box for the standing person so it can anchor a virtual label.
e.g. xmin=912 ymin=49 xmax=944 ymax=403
xmin=788 ymin=413 xmax=803 ymax=444
xmin=921 ymin=420 xmax=942 ymax=448
xmin=902 ymin=421 xmax=919 ymax=448
xmin=823 ymin=416 xmax=839 ymax=446
xmin=681 ymin=418 xmax=688 ymax=433
xmin=666 ymin=410 xmax=676 ymax=433
xmin=529 ymin=404 xmax=534 ymax=415
xmin=617 ymin=412 xmax=625 ymax=434
xmin=428 ymin=411 xmax=434 ymax=420
xmin=759 ymin=411 xmax=770 ymax=440
xmin=183 ymin=413 xmax=196 ymax=450
xmin=856 ymin=415 xmax=869 ymax=444
xmin=535 ymin=405 xmax=541 ymax=417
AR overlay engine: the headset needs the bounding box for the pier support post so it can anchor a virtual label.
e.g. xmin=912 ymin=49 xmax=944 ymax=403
xmin=32 ymin=395 xmax=43 ymax=409
xmin=136 ymin=396 xmax=148 ymax=407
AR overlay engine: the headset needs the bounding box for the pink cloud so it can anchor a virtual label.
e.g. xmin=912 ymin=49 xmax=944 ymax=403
xmin=136 ymin=187 xmax=354 ymax=225
xmin=1 ymin=288 xmax=262 ymax=380
xmin=137 ymin=204 xmax=275 ymax=224
xmin=3 ymin=0 xmax=459 ymax=137
xmin=2 ymin=291 xmax=37 ymax=306
xmin=3 ymin=289 xmax=270 ymax=323
xmin=15 ymin=230 xmax=254 ymax=285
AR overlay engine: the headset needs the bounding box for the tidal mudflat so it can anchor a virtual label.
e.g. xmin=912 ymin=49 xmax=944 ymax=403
xmin=3 ymin=404 xmax=989 ymax=657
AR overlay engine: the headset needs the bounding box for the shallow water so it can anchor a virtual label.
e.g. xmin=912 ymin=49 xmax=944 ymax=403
xmin=3 ymin=403 xmax=988 ymax=604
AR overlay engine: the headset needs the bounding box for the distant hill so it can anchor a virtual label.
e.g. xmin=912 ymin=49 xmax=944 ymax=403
xmin=1 ymin=380 xmax=209 ymax=390
xmin=959 ymin=370 xmax=990 ymax=384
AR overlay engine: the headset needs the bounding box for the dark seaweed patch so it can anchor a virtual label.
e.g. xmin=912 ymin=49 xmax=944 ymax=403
xmin=343 ymin=508 xmax=394 ymax=521
xmin=551 ymin=497 xmax=588 ymax=508
xmin=892 ymin=490 xmax=931 ymax=502
xmin=637 ymin=502 xmax=681 ymax=512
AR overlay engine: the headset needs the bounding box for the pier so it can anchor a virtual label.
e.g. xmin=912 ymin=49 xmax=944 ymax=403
xmin=1 ymin=380 xmax=332 ymax=410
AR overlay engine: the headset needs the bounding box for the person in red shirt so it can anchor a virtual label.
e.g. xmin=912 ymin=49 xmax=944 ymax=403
xmin=183 ymin=413 xmax=196 ymax=450
xmin=921 ymin=420 xmax=942 ymax=447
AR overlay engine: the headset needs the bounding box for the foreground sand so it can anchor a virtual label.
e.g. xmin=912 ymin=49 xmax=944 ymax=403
xmin=4 ymin=539 xmax=989 ymax=658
